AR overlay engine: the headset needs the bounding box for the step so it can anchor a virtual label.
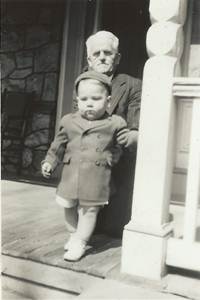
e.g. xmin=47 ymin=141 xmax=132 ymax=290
xmin=2 ymin=283 xmax=34 ymax=300
xmin=2 ymin=254 xmax=104 ymax=298
xmin=77 ymin=279 xmax=184 ymax=299
xmin=162 ymin=274 xmax=200 ymax=300
xmin=2 ymin=255 xmax=200 ymax=300
xmin=2 ymin=275 xmax=75 ymax=300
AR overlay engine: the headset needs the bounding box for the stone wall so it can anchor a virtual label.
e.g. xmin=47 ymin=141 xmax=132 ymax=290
xmin=188 ymin=0 xmax=200 ymax=76
xmin=1 ymin=0 xmax=65 ymax=181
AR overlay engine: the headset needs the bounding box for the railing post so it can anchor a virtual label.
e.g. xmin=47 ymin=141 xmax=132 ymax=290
xmin=166 ymin=81 xmax=200 ymax=271
xmin=121 ymin=0 xmax=188 ymax=280
xmin=183 ymin=99 xmax=200 ymax=242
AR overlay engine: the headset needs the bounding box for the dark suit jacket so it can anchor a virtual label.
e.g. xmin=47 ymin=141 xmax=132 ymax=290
xmin=108 ymin=73 xmax=142 ymax=130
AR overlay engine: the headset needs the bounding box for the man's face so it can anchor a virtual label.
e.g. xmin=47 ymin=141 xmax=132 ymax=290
xmin=77 ymin=79 xmax=110 ymax=121
xmin=87 ymin=39 xmax=120 ymax=76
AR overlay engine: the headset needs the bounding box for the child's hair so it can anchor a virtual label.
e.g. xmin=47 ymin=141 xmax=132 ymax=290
xmin=75 ymin=71 xmax=111 ymax=95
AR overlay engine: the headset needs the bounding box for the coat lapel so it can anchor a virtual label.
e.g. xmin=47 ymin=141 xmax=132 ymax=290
xmin=106 ymin=74 xmax=126 ymax=115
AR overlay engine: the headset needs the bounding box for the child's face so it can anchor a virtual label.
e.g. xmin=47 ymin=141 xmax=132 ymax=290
xmin=77 ymin=79 xmax=110 ymax=121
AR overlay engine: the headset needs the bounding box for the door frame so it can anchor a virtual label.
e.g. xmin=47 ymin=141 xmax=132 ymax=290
xmin=55 ymin=0 xmax=101 ymax=133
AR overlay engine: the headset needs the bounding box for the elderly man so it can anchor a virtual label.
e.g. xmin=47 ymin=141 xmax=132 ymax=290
xmin=85 ymin=31 xmax=142 ymax=236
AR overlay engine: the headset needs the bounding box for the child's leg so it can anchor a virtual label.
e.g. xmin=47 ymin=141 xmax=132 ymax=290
xmin=56 ymin=195 xmax=78 ymax=250
xmin=64 ymin=205 xmax=101 ymax=261
xmin=64 ymin=207 xmax=78 ymax=234
xmin=56 ymin=195 xmax=78 ymax=233
xmin=75 ymin=205 xmax=101 ymax=242
xmin=64 ymin=206 xmax=78 ymax=251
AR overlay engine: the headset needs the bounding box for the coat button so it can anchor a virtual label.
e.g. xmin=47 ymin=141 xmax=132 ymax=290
xmin=97 ymin=134 xmax=101 ymax=138
xmin=80 ymin=146 xmax=86 ymax=151
xmin=96 ymin=147 xmax=102 ymax=152
xmin=95 ymin=161 xmax=100 ymax=166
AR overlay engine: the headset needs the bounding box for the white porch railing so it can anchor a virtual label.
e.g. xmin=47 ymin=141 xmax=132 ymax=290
xmin=166 ymin=77 xmax=200 ymax=272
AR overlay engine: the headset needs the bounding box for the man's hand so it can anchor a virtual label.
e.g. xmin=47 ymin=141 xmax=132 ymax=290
xmin=41 ymin=162 xmax=53 ymax=178
xmin=116 ymin=129 xmax=138 ymax=148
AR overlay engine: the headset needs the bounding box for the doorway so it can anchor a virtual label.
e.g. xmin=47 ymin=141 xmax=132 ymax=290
xmin=57 ymin=0 xmax=150 ymax=119
xmin=96 ymin=0 xmax=150 ymax=78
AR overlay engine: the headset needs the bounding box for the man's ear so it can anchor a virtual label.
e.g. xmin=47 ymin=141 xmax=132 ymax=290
xmin=107 ymin=95 xmax=111 ymax=108
xmin=87 ymin=56 xmax=92 ymax=68
xmin=115 ymin=53 xmax=121 ymax=65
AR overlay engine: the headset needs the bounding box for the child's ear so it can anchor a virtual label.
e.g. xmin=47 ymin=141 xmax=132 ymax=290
xmin=107 ymin=96 xmax=111 ymax=108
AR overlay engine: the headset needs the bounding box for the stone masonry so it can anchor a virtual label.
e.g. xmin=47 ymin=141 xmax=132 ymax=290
xmin=1 ymin=0 xmax=65 ymax=180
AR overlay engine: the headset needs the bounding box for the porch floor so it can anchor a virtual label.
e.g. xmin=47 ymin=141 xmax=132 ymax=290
xmin=1 ymin=180 xmax=122 ymax=279
xmin=1 ymin=180 xmax=200 ymax=299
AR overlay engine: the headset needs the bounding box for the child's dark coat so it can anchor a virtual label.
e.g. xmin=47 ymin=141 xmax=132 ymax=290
xmin=44 ymin=111 xmax=127 ymax=206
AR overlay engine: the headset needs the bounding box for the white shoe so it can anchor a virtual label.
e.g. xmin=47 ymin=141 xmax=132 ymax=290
xmin=63 ymin=238 xmax=86 ymax=261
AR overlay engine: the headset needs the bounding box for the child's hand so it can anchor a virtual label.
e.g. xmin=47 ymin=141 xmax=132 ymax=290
xmin=107 ymin=146 xmax=122 ymax=167
xmin=41 ymin=162 xmax=52 ymax=178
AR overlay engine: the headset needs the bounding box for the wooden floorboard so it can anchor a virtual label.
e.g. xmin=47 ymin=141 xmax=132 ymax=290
xmin=2 ymin=180 xmax=121 ymax=279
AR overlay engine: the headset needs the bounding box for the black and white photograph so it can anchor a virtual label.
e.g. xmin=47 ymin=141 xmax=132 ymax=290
xmin=1 ymin=0 xmax=200 ymax=299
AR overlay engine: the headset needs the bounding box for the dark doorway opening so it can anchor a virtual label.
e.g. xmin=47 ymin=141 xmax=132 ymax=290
xmin=99 ymin=0 xmax=150 ymax=78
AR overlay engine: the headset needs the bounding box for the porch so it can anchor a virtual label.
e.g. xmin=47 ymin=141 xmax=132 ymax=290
xmin=2 ymin=180 xmax=200 ymax=299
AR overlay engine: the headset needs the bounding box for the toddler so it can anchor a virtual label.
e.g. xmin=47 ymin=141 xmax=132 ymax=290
xmin=41 ymin=71 xmax=128 ymax=261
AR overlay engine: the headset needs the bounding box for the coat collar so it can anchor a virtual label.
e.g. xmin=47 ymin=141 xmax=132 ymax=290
xmin=72 ymin=111 xmax=111 ymax=131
